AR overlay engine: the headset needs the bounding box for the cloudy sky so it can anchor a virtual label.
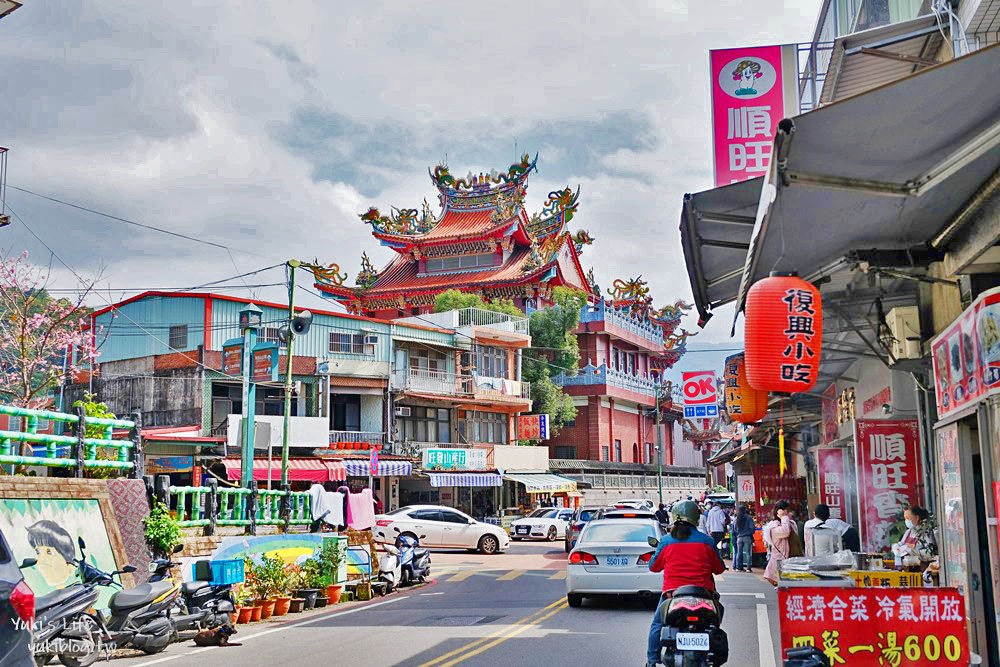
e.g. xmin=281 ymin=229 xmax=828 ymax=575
xmin=1 ymin=0 xmax=821 ymax=364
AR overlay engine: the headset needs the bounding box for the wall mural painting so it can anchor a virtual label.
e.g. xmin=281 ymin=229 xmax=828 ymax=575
xmin=0 ymin=498 xmax=120 ymax=609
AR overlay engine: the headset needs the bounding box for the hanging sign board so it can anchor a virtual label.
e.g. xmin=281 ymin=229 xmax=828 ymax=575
xmin=855 ymin=419 xmax=922 ymax=552
xmin=222 ymin=338 xmax=243 ymax=376
xmin=736 ymin=474 xmax=755 ymax=502
xmin=422 ymin=448 xmax=488 ymax=471
xmin=682 ymin=371 xmax=718 ymax=418
xmin=709 ymin=44 xmax=799 ymax=186
xmin=930 ymin=286 xmax=1000 ymax=420
xmin=517 ymin=414 xmax=549 ymax=440
xmin=252 ymin=343 xmax=278 ymax=382
xmin=778 ymin=587 xmax=968 ymax=666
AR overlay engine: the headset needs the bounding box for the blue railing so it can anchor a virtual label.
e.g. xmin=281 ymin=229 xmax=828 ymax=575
xmin=552 ymin=363 xmax=657 ymax=397
xmin=579 ymin=301 xmax=663 ymax=347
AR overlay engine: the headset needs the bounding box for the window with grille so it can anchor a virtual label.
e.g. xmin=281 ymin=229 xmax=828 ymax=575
xmin=399 ymin=406 xmax=451 ymax=443
xmin=424 ymin=253 xmax=495 ymax=273
xmin=601 ymin=445 xmax=610 ymax=461
xmin=473 ymin=345 xmax=508 ymax=379
xmin=459 ymin=410 xmax=507 ymax=445
xmin=614 ymin=439 xmax=622 ymax=462
xmin=259 ymin=327 xmax=282 ymax=345
xmin=409 ymin=348 xmax=446 ymax=372
xmin=554 ymin=446 xmax=576 ymax=459
xmin=169 ymin=325 xmax=188 ymax=350
xmin=329 ymin=332 xmax=365 ymax=354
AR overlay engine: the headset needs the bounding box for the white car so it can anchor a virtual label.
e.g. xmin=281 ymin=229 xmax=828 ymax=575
xmin=613 ymin=499 xmax=655 ymax=511
xmin=510 ymin=508 xmax=574 ymax=541
xmin=374 ymin=505 xmax=510 ymax=554
xmin=565 ymin=518 xmax=664 ymax=608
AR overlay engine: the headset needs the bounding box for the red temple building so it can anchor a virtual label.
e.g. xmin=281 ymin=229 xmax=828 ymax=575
xmin=315 ymin=155 xmax=705 ymax=498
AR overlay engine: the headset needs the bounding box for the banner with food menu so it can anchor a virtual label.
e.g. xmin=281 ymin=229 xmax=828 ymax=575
xmin=930 ymin=286 xmax=1000 ymax=420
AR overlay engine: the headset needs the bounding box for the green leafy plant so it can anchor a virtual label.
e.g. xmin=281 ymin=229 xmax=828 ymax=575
xmin=73 ymin=391 xmax=121 ymax=479
xmin=317 ymin=538 xmax=347 ymax=585
xmin=301 ymin=557 xmax=327 ymax=589
xmin=143 ymin=500 xmax=182 ymax=558
xmin=433 ymin=289 xmax=524 ymax=317
xmin=245 ymin=555 xmax=286 ymax=599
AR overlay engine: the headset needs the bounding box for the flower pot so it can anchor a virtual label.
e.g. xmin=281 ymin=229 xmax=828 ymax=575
xmin=326 ymin=585 xmax=343 ymax=604
xmin=289 ymin=598 xmax=305 ymax=613
xmin=294 ymin=588 xmax=318 ymax=610
xmin=273 ymin=596 xmax=292 ymax=616
xmin=236 ymin=607 xmax=253 ymax=624
xmin=258 ymin=598 xmax=276 ymax=620
xmin=250 ymin=603 xmax=263 ymax=622
xmin=314 ymin=595 xmax=328 ymax=608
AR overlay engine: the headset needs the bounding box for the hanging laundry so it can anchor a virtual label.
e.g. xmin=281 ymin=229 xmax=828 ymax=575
xmin=348 ymin=488 xmax=376 ymax=530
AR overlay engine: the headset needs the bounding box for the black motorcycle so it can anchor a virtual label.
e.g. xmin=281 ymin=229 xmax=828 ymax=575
xmin=50 ymin=537 xmax=180 ymax=665
xmin=19 ymin=556 xmax=100 ymax=667
xmin=149 ymin=548 xmax=235 ymax=631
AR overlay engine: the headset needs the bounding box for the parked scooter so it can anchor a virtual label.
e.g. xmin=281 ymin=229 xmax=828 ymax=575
xmin=648 ymin=538 xmax=728 ymax=666
xmin=52 ymin=537 xmax=180 ymax=665
xmin=20 ymin=556 xmax=101 ymax=667
xmin=395 ymin=532 xmax=430 ymax=586
xmin=148 ymin=546 xmax=235 ymax=631
xmin=377 ymin=544 xmax=401 ymax=593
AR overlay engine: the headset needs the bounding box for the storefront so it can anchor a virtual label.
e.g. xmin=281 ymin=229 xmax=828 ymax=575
xmin=930 ymin=287 xmax=1000 ymax=662
xmin=401 ymin=446 xmax=501 ymax=518
xmin=343 ymin=457 xmax=413 ymax=512
xmin=427 ymin=472 xmax=502 ymax=519
xmin=501 ymin=472 xmax=578 ymax=510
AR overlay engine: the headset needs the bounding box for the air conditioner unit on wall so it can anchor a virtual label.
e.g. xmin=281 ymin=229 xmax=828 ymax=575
xmin=364 ymin=334 xmax=378 ymax=345
xmin=886 ymin=306 xmax=921 ymax=362
xmin=395 ymin=406 xmax=411 ymax=417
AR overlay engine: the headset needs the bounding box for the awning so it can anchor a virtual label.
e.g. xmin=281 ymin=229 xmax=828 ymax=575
xmin=345 ymin=459 xmax=413 ymax=477
xmin=735 ymin=44 xmax=1000 ymax=325
xmin=502 ymin=473 xmax=577 ymax=494
xmin=428 ymin=472 xmax=502 ymax=487
xmin=820 ymin=14 xmax=945 ymax=106
xmin=679 ymin=177 xmax=763 ymax=324
xmin=222 ymin=457 xmax=346 ymax=482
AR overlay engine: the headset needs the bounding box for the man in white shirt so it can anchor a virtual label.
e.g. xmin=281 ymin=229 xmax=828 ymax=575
xmin=803 ymin=503 xmax=853 ymax=557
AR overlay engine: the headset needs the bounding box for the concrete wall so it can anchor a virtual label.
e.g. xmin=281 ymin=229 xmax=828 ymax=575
xmin=493 ymin=444 xmax=548 ymax=472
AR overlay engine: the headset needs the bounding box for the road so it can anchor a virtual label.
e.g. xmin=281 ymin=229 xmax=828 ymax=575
xmin=111 ymin=542 xmax=780 ymax=666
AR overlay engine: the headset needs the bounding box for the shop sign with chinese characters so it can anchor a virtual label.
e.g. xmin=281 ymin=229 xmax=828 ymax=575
xmin=736 ymin=474 xmax=755 ymax=502
xmin=855 ymin=420 xmax=923 ymax=552
xmin=779 ymin=587 xmax=968 ymax=666
xmin=709 ymin=44 xmax=798 ymax=186
xmin=422 ymin=447 xmax=488 ymax=472
xmin=930 ymin=286 xmax=1000 ymax=420
xmin=517 ymin=414 xmax=549 ymax=440
xmin=848 ymin=570 xmax=924 ymax=588
xmin=222 ymin=339 xmax=243 ymax=376
xmin=816 ymin=448 xmax=848 ymax=521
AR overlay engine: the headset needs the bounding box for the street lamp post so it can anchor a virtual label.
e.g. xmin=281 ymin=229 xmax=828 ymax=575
xmin=239 ymin=304 xmax=263 ymax=489
xmin=280 ymin=260 xmax=300 ymax=487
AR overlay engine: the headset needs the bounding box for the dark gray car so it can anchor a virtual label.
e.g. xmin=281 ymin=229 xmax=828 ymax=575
xmin=0 ymin=528 xmax=34 ymax=667
xmin=564 ymin=506 xmax=603 ymax=553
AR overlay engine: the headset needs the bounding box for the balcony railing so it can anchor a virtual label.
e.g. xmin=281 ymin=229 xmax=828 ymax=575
xmin=392 ymin=368 xmax=473 ymax=395
xmin=552 ymin=362 xmax=657 ymax=397
xmin=398 ymin=307 xmax=529 ymax=336
xmin=471 ymin=375 xmax=531 ymax=401
xmin=579 ymin=301 xmax=663 ymax=347
xmin=329 ymin=430 xmax=386 ymax=445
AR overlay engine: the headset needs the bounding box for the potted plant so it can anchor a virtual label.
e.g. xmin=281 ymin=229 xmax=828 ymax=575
xmin=297 ymin=558 xmax=325 ymax=609
xmin=235 ymin=586 xmax=254 ymax=624
xmin=288 ymin=597 xmax=305 ymax=613
xmin=317 ymin=538 xmax=347 ymax=604
xmin=245 ymin=557 xmax=277 ymax=619
xmin=143 ymin=501 xmax=182 ymax=560
xmin=314 ymin=593 xmax=329 ymax=608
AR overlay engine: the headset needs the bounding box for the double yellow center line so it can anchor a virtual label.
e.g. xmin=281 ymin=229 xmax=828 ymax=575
xmin=417 ymin=597 xmax=569 ymax=667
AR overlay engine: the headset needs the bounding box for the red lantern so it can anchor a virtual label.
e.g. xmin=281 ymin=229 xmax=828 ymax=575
xmin=724 ymin=353 xmax=768 ymax=423
xmin=745 ymin=272 xmax=822 ymax=394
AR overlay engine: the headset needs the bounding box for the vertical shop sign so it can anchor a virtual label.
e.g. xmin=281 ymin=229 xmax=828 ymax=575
xmin=753 ymin=463 xmax=806 ymax=523
xmin=817 ymin=448 xmax=848 ymax=521
xmin=709 ymin=45 xmax=798 ymax=186
xmin=736 ymin=474 xmax=755 ymax=502
xmin=855 ymin=420 xmax=922 ymax=552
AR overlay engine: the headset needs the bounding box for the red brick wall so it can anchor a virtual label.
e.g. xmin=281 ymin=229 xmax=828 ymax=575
xmin=548 ymin=398 xmax=660 ymax=464
xmin=153 ymin=351 xmax=202 ymax=371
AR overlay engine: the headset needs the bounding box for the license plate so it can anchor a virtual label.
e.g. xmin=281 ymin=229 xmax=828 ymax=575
xmin=605 ymin=556 xmax=629 ymax=567
xmin=516 ymin=526 xmax=529 ymax=533
xmin=675 ymin=633 xmax=710 ymax=652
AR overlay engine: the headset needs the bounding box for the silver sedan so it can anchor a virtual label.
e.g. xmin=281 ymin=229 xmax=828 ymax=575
xmin=565 ymin=518 xmax=664 ymax=608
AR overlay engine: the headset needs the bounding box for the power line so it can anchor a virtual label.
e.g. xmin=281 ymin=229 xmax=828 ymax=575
xmin=6 ymin=184 xmax=280 ymax=260
xmin=44 ymin=283 xmax=282 ymax=293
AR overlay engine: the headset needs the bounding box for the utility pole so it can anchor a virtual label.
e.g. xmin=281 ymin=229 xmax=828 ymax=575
xmin=280 ymin=259 xmax=300 ymax=487
xmin=239 ymin=304 xmax=263 ymax=488
xmin=655 ymin=377 xmax=663 ymax=505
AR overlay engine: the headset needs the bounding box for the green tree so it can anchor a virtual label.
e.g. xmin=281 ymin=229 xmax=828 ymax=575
xmin=432 ymin=289 xmax=524 ymax=318
xmin=522 ymin=287 xmax=588 ymax=438
xmin=73 ymin=391 xmax=122 ymax=479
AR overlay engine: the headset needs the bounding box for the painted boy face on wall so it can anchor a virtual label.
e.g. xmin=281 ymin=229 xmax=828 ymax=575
xmin=34 ymin=543 xmax=77 ymax=586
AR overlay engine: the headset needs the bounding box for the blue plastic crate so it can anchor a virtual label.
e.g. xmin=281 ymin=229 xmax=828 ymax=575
xmin=193 ymin=559 xmax=244 ymax=585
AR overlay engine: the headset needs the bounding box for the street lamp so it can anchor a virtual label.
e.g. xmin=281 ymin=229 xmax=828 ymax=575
xmin=239 ymin=303 xmax=263 ymax=488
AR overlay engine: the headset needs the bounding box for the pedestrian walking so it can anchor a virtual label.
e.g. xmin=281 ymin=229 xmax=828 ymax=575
xmin=733 ymin=505 xmax=756 ymax=572
xmin=803 ymin=503 xmax=853 ymax=557
xmin=706 ymin=501 xmax=729 ymax=563
xmin=763 ymin=500 xmax=800 ymax=586
xmin=654 ymin=503 xmax=669 ymax=526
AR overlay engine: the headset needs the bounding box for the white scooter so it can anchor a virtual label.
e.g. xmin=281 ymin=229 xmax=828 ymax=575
xmin=377 ymin=545 xmax=401 ymax=593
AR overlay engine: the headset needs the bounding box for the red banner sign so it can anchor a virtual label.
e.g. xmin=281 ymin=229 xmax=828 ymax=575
xmin=930 ymin=286 xmax=1000 ymax=420
xmin=855 ymin=419 xmax=923 ymax=552
xmin=817 ymin=448 xmax=848 ymax=521
xmin=517 ymin=414 xmax=549 ymax=440
xmin=779 ymin=587 xmax=968 ymax=666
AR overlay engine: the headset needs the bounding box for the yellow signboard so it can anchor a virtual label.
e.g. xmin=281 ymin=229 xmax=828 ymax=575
xmin=848 ymin=570 xmax=923 ymax=588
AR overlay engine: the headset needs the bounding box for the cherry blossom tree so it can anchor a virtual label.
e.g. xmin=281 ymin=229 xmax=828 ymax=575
xmin=0 ymin=251 xmax=98 ymax=412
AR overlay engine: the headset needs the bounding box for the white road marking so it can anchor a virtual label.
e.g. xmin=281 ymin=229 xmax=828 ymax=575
xmin=420 ymin=592 xmax=445 ymax=596
xmin=757 ymin=602 xmax=776 ymax=667
xmin=125 ymin=596 xmax=408 ymax=667
xmin=720 ymin=592 xmax=765 ymax=598
xmin=548 ymin=570 xmax=567 ymax=580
